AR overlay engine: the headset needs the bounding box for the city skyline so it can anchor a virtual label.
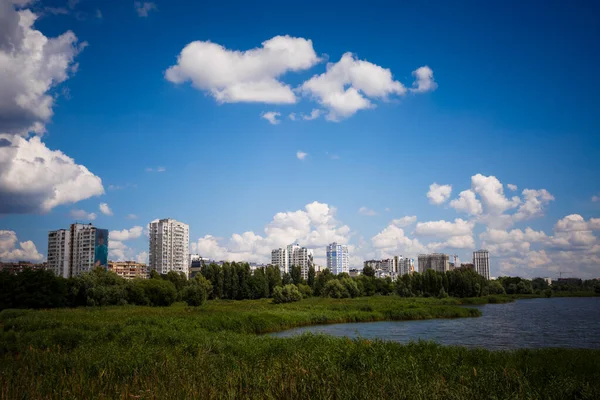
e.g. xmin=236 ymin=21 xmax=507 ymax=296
xmin=0 ymin=0 xmax=599 ymax=279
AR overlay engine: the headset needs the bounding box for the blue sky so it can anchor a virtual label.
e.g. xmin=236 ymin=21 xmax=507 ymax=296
xmin=1 ymin=0 xmax=599 ymax=278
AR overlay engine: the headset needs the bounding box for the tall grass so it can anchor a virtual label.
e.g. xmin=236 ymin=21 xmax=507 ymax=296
xmin=1 ymin=296 xmax=599 ymax=399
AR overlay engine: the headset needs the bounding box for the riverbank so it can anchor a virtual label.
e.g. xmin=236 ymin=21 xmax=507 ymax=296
xmin=2 ymin=296 xmax=599 ymax=399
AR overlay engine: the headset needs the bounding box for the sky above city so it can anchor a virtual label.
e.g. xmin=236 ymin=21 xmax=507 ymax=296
xmin=1 ymin=0 xmax=599 ymax=278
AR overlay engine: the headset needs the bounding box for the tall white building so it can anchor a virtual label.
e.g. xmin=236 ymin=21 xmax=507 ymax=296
xmin=47 ymin=229 xmax=70 ymax=278
xmin=271 ymin=248 xmax=288 ymax=275
xmin=418 ymin=253 xmax=450 ymax=273
xmin=397 ymin=257 xmax=415 ymax=276
xmin=473 ymin=250 xmax=490 ymax=280
xmin=327 ymin=242 xmax=349 ymax=275
xmin=47 ymin=223 xmax=109 ymax=278
xmin=149 ymin=218 xmax=190 ymax=276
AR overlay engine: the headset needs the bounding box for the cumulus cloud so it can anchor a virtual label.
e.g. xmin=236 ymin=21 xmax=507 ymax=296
xmin=392 ymin=216 xmax=417 ymax=227
xmin=302 ymin=109 xmax=322 ymax=120
xmin=450 ymin=189 xmax=482 ymax=215
xmin=471 ymin=174 xmax=521 ymax=215
xmin=358 ymin=207 xmax=377 ymax=216
xmin=415 ymin=218 xmax=474 ymax=238
xmin=261 ymin=111 xmax=281 ymax=125
xmin=0 ymin=135 xmax=104 ymax=213
xmin=0 ymin=230 xmax=43 ymax=261
xmin=410 ymin=66 xmax=437 ymax=93
xmin=427 ymin=183 xmax=452 ymax=205
xmin=300 ymin=52 xmax=407 ymax=120
xmin=134 ymin=1 xmax=156 ymax=17
xmin=296 ymin=151 xmax=307 ymax=160
xmin=126 ymin=214 xmax=138 ymax=220
xmin=165 ymin=35 xmax=320 ymax=104
xmin=512 ymin=189 xmax=554 ymax=222
xmin=99 ymin=202 xmax=113 ymax=216
xmin=288 ymin=113 xmax=296 ymax=121
xmin=109 ymin=226 xmax=143 ymax=241
xmin=135 ymin=251 xmax=148 ymax=264
xmin=507 ymin=184 xmax=518 ymax=191
xmin=371 ymin=224 xmax=426 ymax=257
xmin=190 ymin=201 xmax=351 ymax=265
xmin=70 ymin=209 xmax=96 ymax=220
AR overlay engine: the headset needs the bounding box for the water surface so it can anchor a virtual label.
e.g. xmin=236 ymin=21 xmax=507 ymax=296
xmin=271 ymin=297 xmax=600 ymax=350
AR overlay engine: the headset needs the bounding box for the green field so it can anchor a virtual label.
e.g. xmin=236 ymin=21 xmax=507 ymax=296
xmin=2 ymin=296 xmax=599 ymax=399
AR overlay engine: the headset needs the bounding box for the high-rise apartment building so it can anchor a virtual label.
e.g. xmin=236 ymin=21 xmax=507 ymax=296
xmin=326 ymin=242 xmax=349 ymax=275
xmin=418 ymin=253 xmax=450 ymax=273
xmin=473 ymin=250 xmax=490 ymax=280
xmin=47 ymin=223 xmax=109 ymax=278
xmin=149 ymin=218 xmax=190 ymax=276
xmin=397 ymin=257 xmax=415 ymax=275
xmin=271 ymin=247 xmax=288 ymax=275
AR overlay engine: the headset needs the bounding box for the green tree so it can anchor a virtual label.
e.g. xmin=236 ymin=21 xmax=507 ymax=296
xmin=265 ymin=265 xmax=282 ymax=296
xmin=362 ymin=265 xmax=375 ymax=277
xmin=297 ymin=284 xmax=313 ymax=298
xmin=322 ymin=279 xmax=349 ymax=298
xmin=340 ymin=278 xmax=360 ymax=298
xmin=181 ymin=285 xmax=207 ymax=306
xmin=282 ymin=272 xmax=292 ymax=285
xmin=313 ymin=268 xmax=333 ymax=296
xmin=307 ymin=265 xmax=316 ymax=288
xmin=290 ymin=265 xmax=304 ymax=285
xmin=272 ymin=284 xmax=302 ymax=304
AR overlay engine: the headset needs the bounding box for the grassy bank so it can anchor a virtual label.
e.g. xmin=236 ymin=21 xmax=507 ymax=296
xmin=1 ymin=296 xmax=599 ymax=399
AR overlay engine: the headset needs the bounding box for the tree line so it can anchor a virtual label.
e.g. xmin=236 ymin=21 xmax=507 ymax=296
xmin=1 ymin=263 xmax=598 ymax=310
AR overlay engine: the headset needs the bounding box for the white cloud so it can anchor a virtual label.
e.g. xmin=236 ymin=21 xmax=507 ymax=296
xmin=108 ymin=239 xmax=128 ymax=261
xmin=0 ymin=6 xmax=84 ymax=136
xmin=135 ymin=251 xmax=148 ymax=264
xmin=410 ymin=66 xmax=437 ymax=93
xmin=99 ymin=202 xmax=113 ymax=216
xmin=190 ymin=201 xmax=351 ymax=265
xmin=302 ymin=109 xmax=322 ymax=120
xmin=0 ymin=135 xmax=104 ymax=213
xmin=261 ymin=111 xmax=281 ymax=125
xmin=507 ymin=184 xmax=518 ymax=191
xmin=358 ymin=206 xmax=377 ymax=216
xmin=126 ymin=214 xmax=138 ymax=220
xmin=415 ymin=218 xmax=474 ymax=238
xmin=0 ymin=230 xmax=43 ymax=262
xmin=70 ymin=209 xmax=96 ymax=221
xmin=145 ymin=167 xmax=165 ymax=172
xmin=592 ymin=195 xmax=599 ymax=202
xmin=296 ymin=151 xmax=307 ymax=160
xmin=300 ymin=52 xmax=407 ymax=120
xmin=513 ymin=189 xmax=554 ymax=222
xmin=288 ymin=112 xmax=296 ymax=121
xmin=471 ymin=174 xmax=521 ymax=215
xmin=165 ymin=35 xmax=320 ymax=104
xmin=371 ymin=224 xmax=426 ymax=257
xmin=392 ymin=216 xmax=417 ymax=227
xmin=427 ymin=183 xmax=452 ymax=205
xmin=109 ymin=226 xmax=143 ymax=241
xmin=450 ymin=189 xmax=483 ymax=215
xmin=134 ymin=1 xmax=156 ymax=17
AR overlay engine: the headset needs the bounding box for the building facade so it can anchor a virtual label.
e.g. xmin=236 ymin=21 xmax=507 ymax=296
xmin=326 ymin=242 xmax=349 ymax=275
xmin=149 ymin=218 xmax=190 ymax=276
xmin=47 ymin=223 xmax=108 ymax=278
xmin=418 ymin=253 xmax=450 ymax=273
xmin=271 ymin=243 xmax=313 ymax=280
xmin=473 ymin=250 xmax=490 ymax=280
xmin=397 ymin=257 xmax=415 ymax=276
xmin=107 ymin=261 xmax=148 ymax=280
xmin=0 ymin=262 xmax=47 ymax=274
xmin=271 ymin=247 xmax=288 ymax=275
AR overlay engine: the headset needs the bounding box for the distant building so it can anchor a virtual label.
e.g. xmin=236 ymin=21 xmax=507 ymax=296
xmin=544 ymin=277 xmax=552 ymax=286
xmin=418 ymin=253 xmax=450 ymax=273
xmin=460 ymin=263 xmax=475 ymax=270
xmin=189 ymin=254 xmax=212 ymax=278
xmin=349 ymin=268 xmax=361 ymax=277
xmin=0 ymin=261 xmax=47 ymax=274
xmin=271 ymin=248 xmax=288 ymax=275
xmin=47 ymin=223 xmax=109 ymax=278
xmin=149 ymin=218 xmax=189 ymax=276
xmin=272 ymin=243 xmax=313 ymax=280
xmin=473 ymin=250 xmax=490 ymax=280
xmin=107 ymin=261 xmax=148 ymax=280
xmin=326 ymin=242 xmax=349 ymax=275
xmin=397 ymin=257 xmax=415 ymax=275
xmin=364 ymin=256 xmax=414 ymax=278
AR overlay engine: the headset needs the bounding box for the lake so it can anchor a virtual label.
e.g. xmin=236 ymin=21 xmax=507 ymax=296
xmin=271 ymin=297 xmax=600 ymax=350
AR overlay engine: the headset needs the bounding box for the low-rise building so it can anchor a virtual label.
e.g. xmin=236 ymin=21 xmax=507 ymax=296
xmin=0 ymin=261 xmax=47 ymax=274
xmin=107 ymin=261 xmax=148 ymax=280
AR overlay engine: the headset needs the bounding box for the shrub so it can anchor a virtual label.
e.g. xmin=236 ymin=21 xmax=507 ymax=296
xmin=438 ymin=288 xmax=449 ymax=299
xmin=297 ymin=284 xmax=313 ymax=298
xmin=544 ymin=288 xmax=552 ymax=298
xmin=182 ymin=285 xmax=207 ymax=307
xmin=322 ymin=280 xmax=349 ymax=299
xmin=272 ymin=284 xmax=302 ymax=304
xmin=340 ymin=278 xmax=360 ymax=298
xmin=131 ymin=279 xmax=177 ymax=307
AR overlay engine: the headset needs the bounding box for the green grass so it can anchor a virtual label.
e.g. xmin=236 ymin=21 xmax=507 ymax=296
xmin=1 ymin=296 xmax=599 ymax=399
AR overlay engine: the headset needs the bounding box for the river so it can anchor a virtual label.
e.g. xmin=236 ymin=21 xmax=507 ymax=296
xmin=271 ymin=297 xmax=600 ymax=350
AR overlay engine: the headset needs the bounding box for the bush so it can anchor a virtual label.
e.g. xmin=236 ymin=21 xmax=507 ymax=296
xmin=322 ymin=280 xmax=349 ymax=299
xmin=544 ymin=288 xmax=552 ymax=298
xmin=182 ymin=285 xmax=207 ymax=306
xmin=297 ymin=284 xmax=313 ymax=298
xmin=340 ymin=278 xmax=360 ymax=298
xmin=438 ymin=288 xmax=449 ymax=299
xmin=129 ymin=279 xmax=177 ymax=307
xmin=272 ymin=284 xmax=302 ymax=304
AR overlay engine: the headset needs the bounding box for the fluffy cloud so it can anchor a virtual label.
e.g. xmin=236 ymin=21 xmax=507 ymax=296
xmin=507 ymin=184 xmax=518 ymax=191
xmin=392 ymin=216 xmax=417 ymax=227
xmin=300 ymin=53 xmax=407 ymax=120
xmin=190 ymin=201 xmax=351 ymax=265
xmin=410 ymin=66 xmax=437 ymax=93
xmin=70 ymin=209 xmax=96 ymax=220
xmin=450 ymin=189 xmax=482 ymax=215
xmin=134 ymin=2 xmax=156 ymax=17
xmin=135 ymin=251 xmax=148 ymax=264
xmin=99 ymin=202 xmax=113 ymax=216
xmin=415 ymin=218 xmax=474 ymax=238
xmin=261 ymin=111 xmax=281 ymax=125
xmin=371 ymin=224 xmax=426 ymax=257
xmin=427 ymin=183 xmax=452 ymax=205
xmin=0 ymin=230 xmax=43 ymax=261
xmin=471 ymin=174 xmax=521 ymax=215
xmin=0 ymin=6 xmax=83 ymax=135
xmin=358 ymin=207 xmax=377 ymax=216
xmin=109 ymin=226 xmax=143 ymax=241
xmin=296 ymin=151 xmax=307 ymax=160
xmin=0 ymin=135 xmax=104 ymax=213
xmin=166 ymin=35 xmax=319 ymax=104
xmin=302 ymin=109 xmax=322 ymax=121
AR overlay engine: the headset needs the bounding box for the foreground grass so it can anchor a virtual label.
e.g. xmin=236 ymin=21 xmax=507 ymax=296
xmin=1 ymin=296 xmax=599 ymax=399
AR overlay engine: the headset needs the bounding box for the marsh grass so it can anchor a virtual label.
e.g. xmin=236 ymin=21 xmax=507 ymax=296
xmin=1 ymin=296 xmax=599 ymax=399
